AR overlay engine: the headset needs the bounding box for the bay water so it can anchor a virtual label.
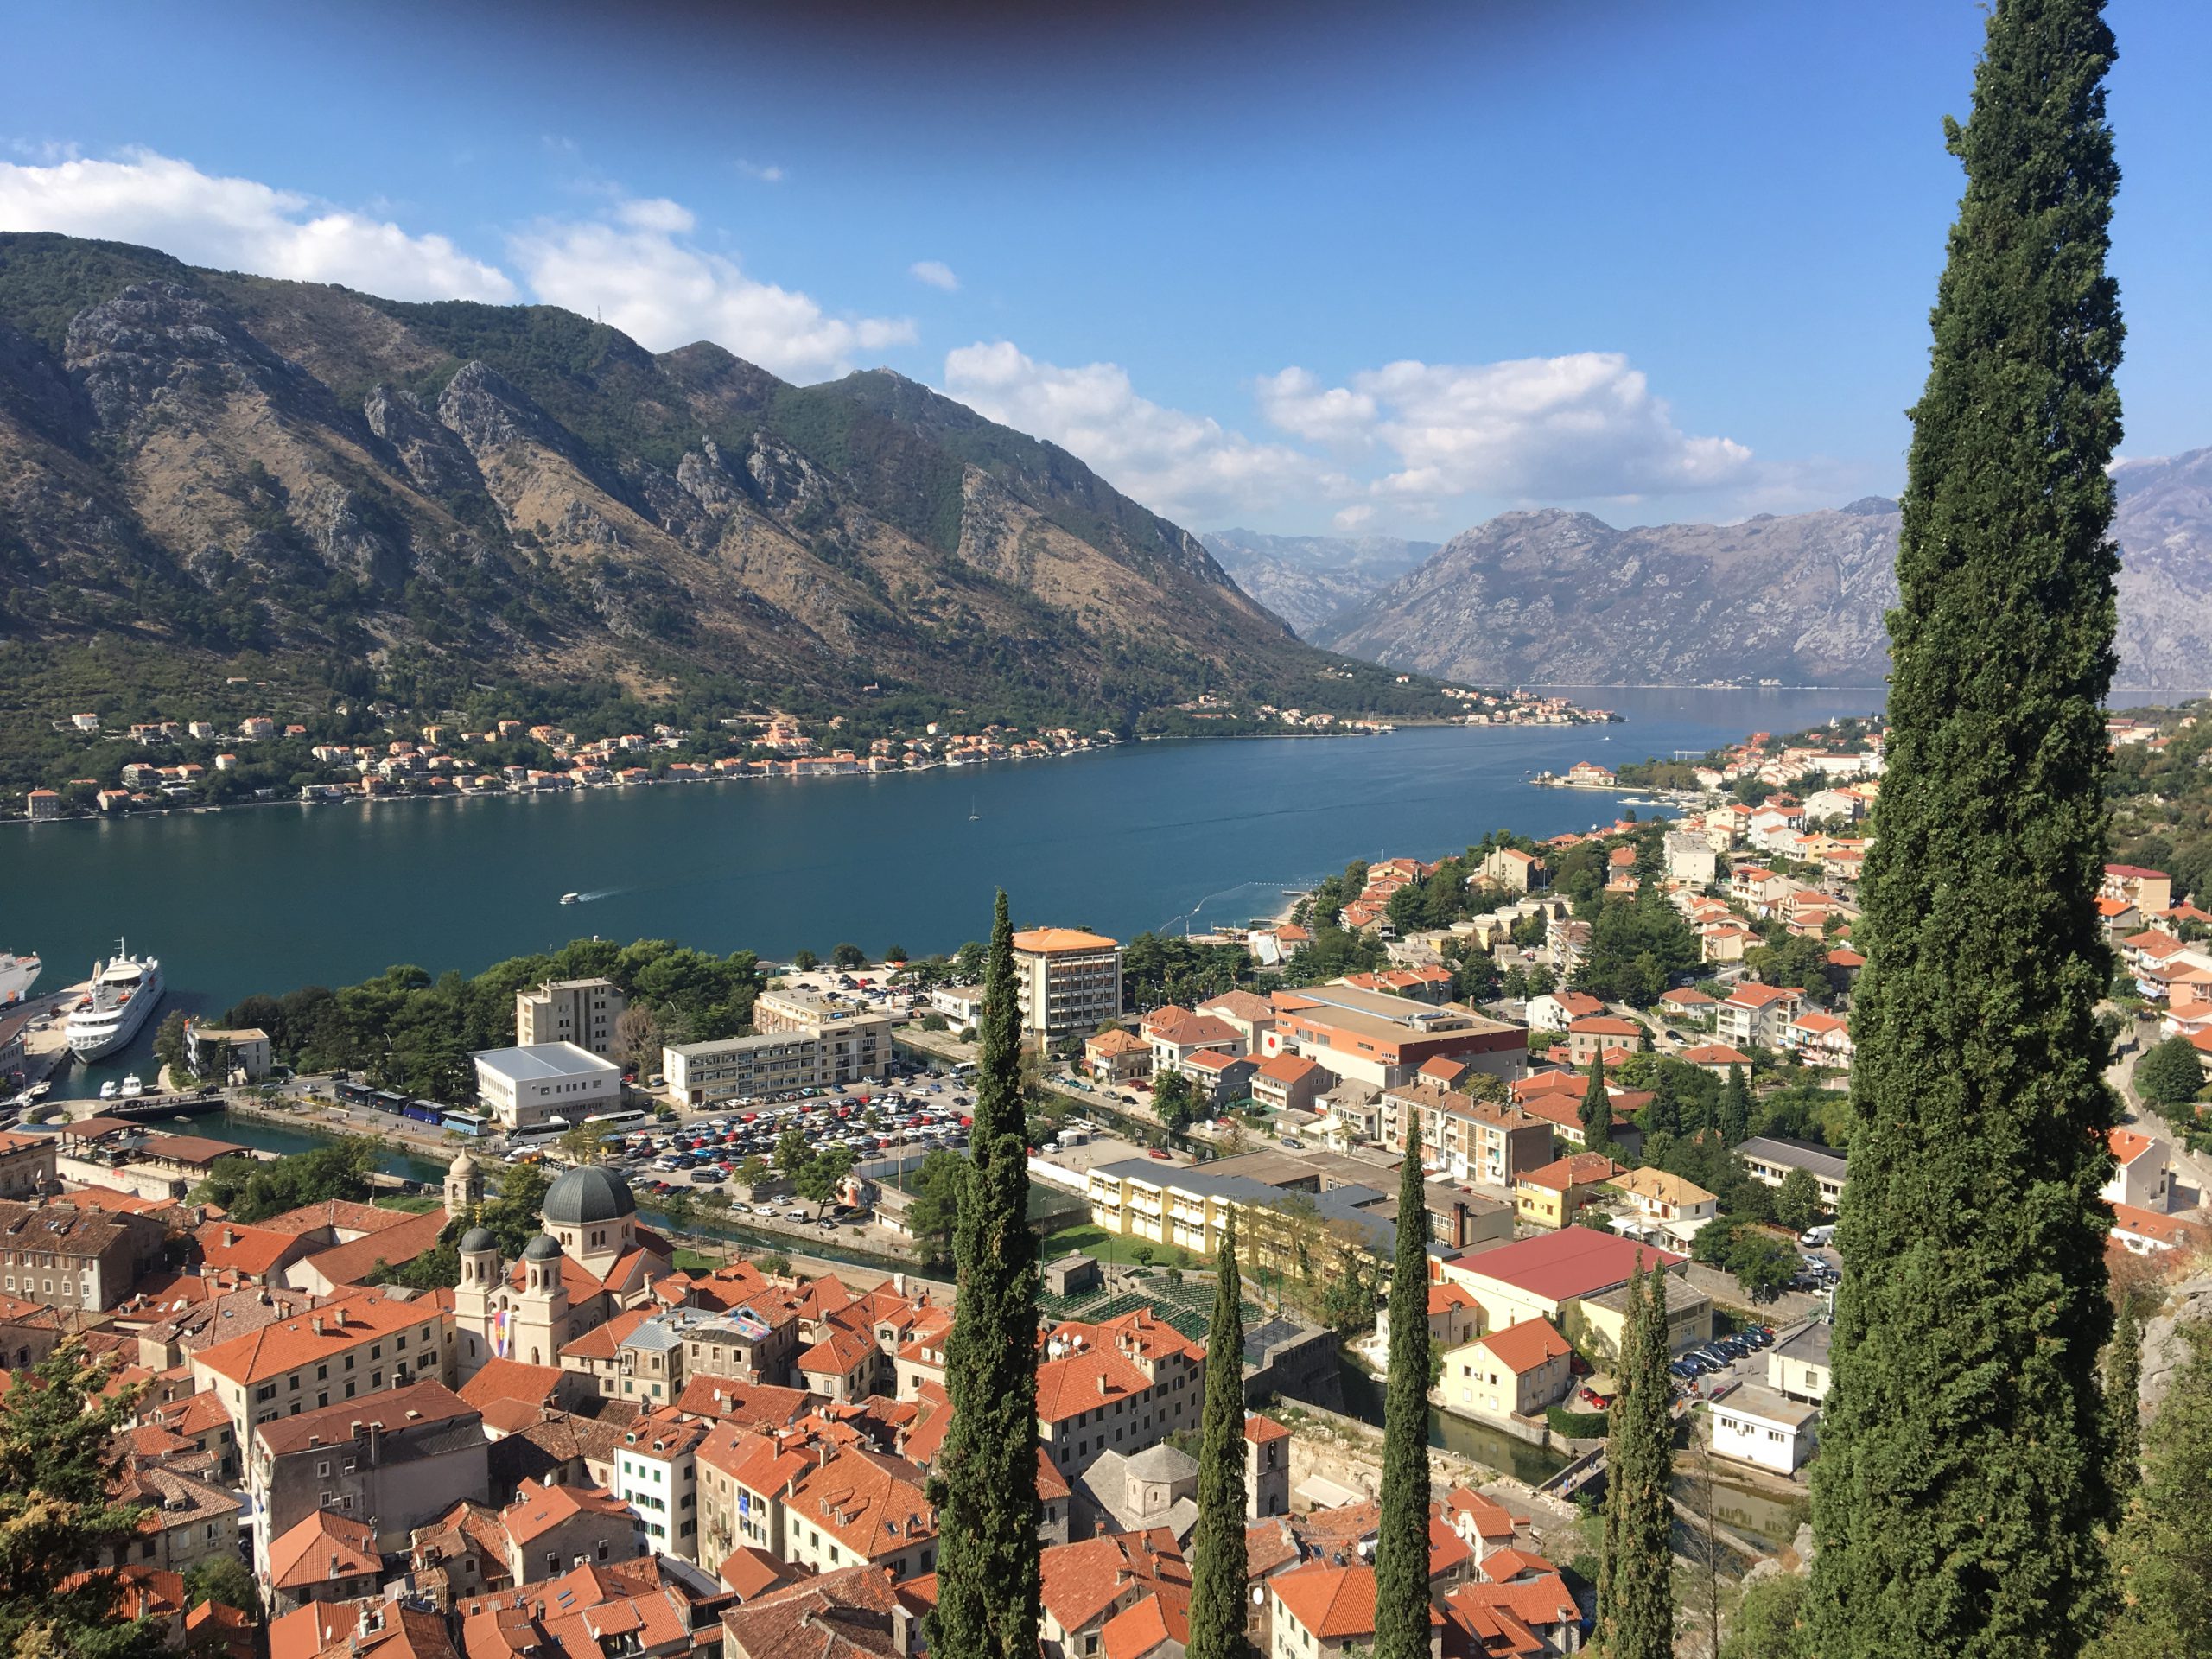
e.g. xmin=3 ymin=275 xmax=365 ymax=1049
xmin=8 ymin=686 xmax=1878 ymax=1091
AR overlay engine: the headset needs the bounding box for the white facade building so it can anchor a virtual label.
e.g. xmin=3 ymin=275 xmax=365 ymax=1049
xmin=472 ymin=1043 xmax=622 ymax=1131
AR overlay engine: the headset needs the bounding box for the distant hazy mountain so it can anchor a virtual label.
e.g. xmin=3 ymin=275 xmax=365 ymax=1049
xmin=1199 ymin=528 xmax=1437 ymax=635
xmin=1313 ymin=453 xmax=2212 ymax=689
xmin=2113 ymin=447 xmax=2212 ymax=687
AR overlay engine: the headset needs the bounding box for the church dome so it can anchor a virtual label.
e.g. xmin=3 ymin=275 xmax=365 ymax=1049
xmin=543 ymin=1164 xmax=639 ymax=1227
xmin=522 ymin=1231 xmax=564 ymax=1262
xmin=449 ymin=1148 xmax=479 ymax=1176
xmin=459 ymin=1226 xmax=496 ymax=1254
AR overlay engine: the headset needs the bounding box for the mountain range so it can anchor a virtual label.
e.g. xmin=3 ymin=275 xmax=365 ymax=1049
xmin=1305 ymin=449 xmax=2212 ymax=690
xmin=0 ymin=232 xmax=1424 ymax=726
xmin=1198 ymin=529 xmax=1437 ymax=635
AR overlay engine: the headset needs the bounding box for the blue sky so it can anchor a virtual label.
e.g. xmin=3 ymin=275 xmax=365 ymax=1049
xmin=7 ymin=0 xmax=2204 ymax=538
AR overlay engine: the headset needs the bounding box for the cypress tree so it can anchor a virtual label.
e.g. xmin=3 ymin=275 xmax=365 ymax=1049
xmin=1807 ymin=4 xmax=2125 ymax=1655
xmin=925 ymin=892 xmax=1041 ymax=1659
xmin=2104 ymin=1301 xmax=2142 ymax=1496
xmin=2097 ymin=1323 xmax=2212 ymax=1657
xmin=1581 ymin=1052 xmax=1612 ymax=1150
xmin=1187 ymin=1212 xmax=1249 ymax=1659
xmin=1717 ymin=1065 xmax=1749 ymax=1148
xmin=1598 ymin=1263 xmax=1675 ymax=1659
xmin=1371 ymin=1145 xmax=1433 ymax=1659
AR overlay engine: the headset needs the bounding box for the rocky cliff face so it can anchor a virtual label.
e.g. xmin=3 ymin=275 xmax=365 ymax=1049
xmin=1315 ymin=461 xmax=2212 ymax=689
xmin=0 ymin=232 xmax=1343 ymax=713
xmin=1315 ymin=499 xmax=1902 ymax=686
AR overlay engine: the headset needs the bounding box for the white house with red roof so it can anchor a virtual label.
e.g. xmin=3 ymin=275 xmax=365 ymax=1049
xmin=1523 ymin=990 xmax=1603 ymax=1034
xmin=1713 ymin=982 xmax=1804 ymax=1050
xmin=2102 ymin=1127 xmax=2171 ymax=1212
xmin=1440 ymin=1317 xmax=1574 ymax=1426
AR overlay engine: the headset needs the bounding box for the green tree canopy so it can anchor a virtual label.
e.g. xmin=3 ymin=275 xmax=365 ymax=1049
xmin=0 ymin=1341 xmax=168 ymax=1659
xmin=2132 ymin=1037 xmax=2202 ymax=1113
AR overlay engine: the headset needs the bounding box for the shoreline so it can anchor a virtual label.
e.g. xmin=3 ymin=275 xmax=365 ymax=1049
xmin=0 ymin=715 xmax=1616 ymax=831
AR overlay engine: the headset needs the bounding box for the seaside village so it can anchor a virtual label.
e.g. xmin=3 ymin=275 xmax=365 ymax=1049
xmin=13 ymin=684 xmax=1599 ymax=821
xmin=8 ymin=727 xmax=2210 ymax=1659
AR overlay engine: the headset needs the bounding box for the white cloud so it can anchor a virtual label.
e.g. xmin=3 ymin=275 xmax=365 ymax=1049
xmin=0 ymin=149 xmax=516 ymax=302
xmin=944 ymin=340 xmax=1325 ymax=524
xmin=1254 ymin=366 xmax=1376 ymax=446
xmin=1260 ymin=351 xmax=1751 ymax=505
xmin=1332 ymin=504 xmax=1375 ymax=531
xmin=510 ymin=207 xmax=915 ymax=378
xmin=734 ymin=159 xmax=785 ymax=183
xmin=908 ymin=259 xmax=959 ymax=292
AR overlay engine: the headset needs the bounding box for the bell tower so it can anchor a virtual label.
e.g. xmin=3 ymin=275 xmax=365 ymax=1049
xmin=445 ymin=1149 xmax=483 ymax=1217
xmin=454 ymin=1226 xmax=502 ymax=1382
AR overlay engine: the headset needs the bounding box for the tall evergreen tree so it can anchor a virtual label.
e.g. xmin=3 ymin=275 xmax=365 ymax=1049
xmin=925 ymin=892 xmax=1041 ymax=1659
xmin=1581 ymin=1052 xmax=1612 ymax=1150
xmin=1188 ymin=1212 xmax=1249 ymax=1659
xmin=1717 ymin=1065 xmax=1750 ymax=1148
xmin=2104 ymin=1301 xmax=2142 ymax=1497
xmin=2095 ymin=1323 xmax=2212 ymax=1657
xmin=1598 ymin=1263 xmax=1675 ymax=1659
xmin=1807 ymin=4 xmax=2126 ymax=1655
xmin=1371 ymin=1145 xmax=1433 ymax=1659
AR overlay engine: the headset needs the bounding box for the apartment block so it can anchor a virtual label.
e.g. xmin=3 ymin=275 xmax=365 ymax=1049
xmin=1378 ymin=1082 xmax=1554 ymax=1187
xmin=1012 ymin=928 xmax=1124 ymax=1042
xmin=749 ymin=988 xmax=891 ymax=1084
xmin=515 ymin=978 xmax=628 ymax=1061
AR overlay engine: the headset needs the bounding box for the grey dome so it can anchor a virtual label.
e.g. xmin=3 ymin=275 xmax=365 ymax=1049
xmin=521 ymin=1232 xmax=563 ymax=1262
xmin=543 ymin=1164 xmax=638 ymax=1226
xmin=458 ymin=1226 xmax=496 ymax=1254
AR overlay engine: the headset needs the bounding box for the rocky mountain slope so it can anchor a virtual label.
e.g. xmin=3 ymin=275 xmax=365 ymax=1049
xmin=1198 ymin=528 xmax=1436 ymax=635
xmin=1316 ymin=457 xmax=2212 ymax=688
xmin=0 ymin=232 xmax=1419 ymax=721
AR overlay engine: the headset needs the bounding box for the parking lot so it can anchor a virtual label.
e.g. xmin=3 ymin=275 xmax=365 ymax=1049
xmin=524 ymin=1073 xmax=978 ymax=1243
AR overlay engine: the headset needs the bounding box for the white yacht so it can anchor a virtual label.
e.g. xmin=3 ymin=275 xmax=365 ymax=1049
xmin=66 ymin=944 xmax=163 ymax=1061
xmin=119 ymin=1074 xmax=145 ymax=1098
xmin=0 ymin=950 xmax=38 ymax=1005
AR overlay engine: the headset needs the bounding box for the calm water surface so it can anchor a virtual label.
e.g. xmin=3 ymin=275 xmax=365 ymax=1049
xmin=9 ymin=686 xmax=1878 ymax=1090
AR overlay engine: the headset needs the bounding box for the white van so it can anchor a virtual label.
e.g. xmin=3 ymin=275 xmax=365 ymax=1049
xmin=1800 ymin=1224 xmax=1836 ymax=1247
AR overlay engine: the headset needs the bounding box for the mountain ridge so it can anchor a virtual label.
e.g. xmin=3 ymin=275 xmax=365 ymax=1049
xmin=1313 ymin=461 xmax=2212 ymax=688
xmin=0 ymin=231 xmax=1437 ymax=729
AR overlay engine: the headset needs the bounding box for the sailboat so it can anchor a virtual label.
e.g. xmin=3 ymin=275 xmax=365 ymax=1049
xmin=967 ymin=796 xmax=978 ymax=822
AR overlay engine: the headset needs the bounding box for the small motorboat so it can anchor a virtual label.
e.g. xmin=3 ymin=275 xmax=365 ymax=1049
xmin=26 ymin=1082 xmax=50 ymax=1101
xmin=119 ymin=1074 xmax=145 ymax=1098
xmin=99 ymin=1080 xmax=119 ymax=1099
xmin=560 ymin=892 xmax=582 ymax=905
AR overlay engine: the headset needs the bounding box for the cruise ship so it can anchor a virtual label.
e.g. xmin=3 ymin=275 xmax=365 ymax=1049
xmin=0 ymin=951 xmax=37 ymax=1005
xmin=65 ymin=944 xmax=163 ymax=1061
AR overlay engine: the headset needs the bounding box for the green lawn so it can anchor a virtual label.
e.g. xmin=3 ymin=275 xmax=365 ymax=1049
xmin=672 ymin=1248 xmax=727 ymax=1272
xmin=1042 ymin=1223 xmax=1198 ymax=1271
xmin=372 ymin=1193 xmax=443 ymax=1212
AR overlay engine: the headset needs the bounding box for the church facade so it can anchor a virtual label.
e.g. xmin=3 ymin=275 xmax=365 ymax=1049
xmin=443 ymin=1154 xmax=675 ymax=1376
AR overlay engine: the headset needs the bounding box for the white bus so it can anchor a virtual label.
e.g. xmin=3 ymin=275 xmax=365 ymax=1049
xmin=584 ymin=1109 xmax=648 ymax=1130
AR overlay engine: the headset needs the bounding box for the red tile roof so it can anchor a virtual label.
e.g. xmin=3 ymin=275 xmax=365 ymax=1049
xmin=1447 ymin=1228 xmax=1681 ymax=1304
xmin=268 ymin=1509 xmax=378 ymax=1592
xmin=1477 ymin=1319 xmax=1572 ymax=1376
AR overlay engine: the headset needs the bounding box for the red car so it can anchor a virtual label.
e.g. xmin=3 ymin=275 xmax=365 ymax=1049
xmin=1147 ymin=1147 xmax=1172 ymax=1160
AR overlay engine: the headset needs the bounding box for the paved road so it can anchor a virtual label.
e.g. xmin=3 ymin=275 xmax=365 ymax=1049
xmin=2109 ymin=1013 xmax=2212 ymax=1210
